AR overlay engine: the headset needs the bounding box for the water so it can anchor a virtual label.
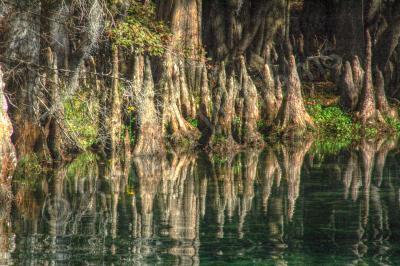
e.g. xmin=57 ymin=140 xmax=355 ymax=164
xmin=1 ymin=138 xmax=400 ymax=265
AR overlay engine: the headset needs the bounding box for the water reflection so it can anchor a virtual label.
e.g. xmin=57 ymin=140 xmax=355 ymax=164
xmin=1 ymin=138 xmax=400 ymax=265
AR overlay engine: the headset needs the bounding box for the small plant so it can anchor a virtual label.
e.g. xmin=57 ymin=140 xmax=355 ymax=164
xmin=233 ymin=116 xmax=242 ymax=126
xmin=187 ymin=118 xmax=199 ymax=128
xmin=386 ymin=116 xmax=400 ymax=132
xmin=365 ymin=126 xmax=378 ymax=138
xmin=257 ymin=120 xmax=266 ymax=131
xmin=307 ymin=104 xmax=357 ymax=139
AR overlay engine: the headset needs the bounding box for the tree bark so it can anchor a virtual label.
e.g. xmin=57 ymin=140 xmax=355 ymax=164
xmin=207 ymin=62 xmax=239 ymax=152
xmin=133 ymin=58 xmax=164 ymax=156
xmin=275 ymin=55 xmax=314 ymax=137
xmin=339 ymin=61 xmax=358 ymax=112
xmin=357 ymin=31 xmax=380 ymax=126
xmin=238 ymin=57 xmax=263 ymax=146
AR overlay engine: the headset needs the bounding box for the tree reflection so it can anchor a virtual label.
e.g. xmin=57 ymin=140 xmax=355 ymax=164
xmin=2 ymin=137 xmax=400 ymax=264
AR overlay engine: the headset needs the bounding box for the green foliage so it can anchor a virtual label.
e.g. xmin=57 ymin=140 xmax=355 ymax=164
xmin=386 ymin=116 xmax=400 ymax=132
xmin=307 ymin=104 xmax=358 ymax=140
xmin=233 ymin=116 xmax=242 ymax=126
xmin=188 ymin=118 xmax=199 ymax=128
xmin=111 ymin=1 xmax=171 ymax=56
xmin=211 ymin=154 xmax=228 ymax=165
xmin=64 ymin=93 xmax=98 ymax=148
xmin=365 ymin=126 xmax=378 ymax=138
xmin=66 ymin=153 xmax=98 ymax=180
xmin=307 ymin=104 xmax=360 ymax=154
xmin=13 ymin=154 xmax=45 ymax=183
xmin=311 ymin=138 xmax=352 ymax=155
xmin=257 ymin=120 xmax=266 ymax=131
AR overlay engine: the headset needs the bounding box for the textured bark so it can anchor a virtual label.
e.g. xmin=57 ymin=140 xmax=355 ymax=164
xmin=42 ymin=47 xmax=80 ymax=161
xmin=203 ymin=0 xmax=285 ymax=61
xmin=110 ymin=45 xmax=123 ymax=157
xmin=238 ymin=57 xmax=263 ymax=146
xmin=160 ymin=55 xmax=200 ymax=147
xmin=357 ymin=31 xmax=380 ymax=126
xmin=0 ymin=66 xmax=15 ymax=182
xmin=262 ymin=64 xmax=279 ymax=125
xmin=275 ymin=77 xmax=283 ymax=113
xmin=375 ymin=68 xmax=397 ymax=119
xmin=133 ymin=58 xmax=164 ymax=156
xmin=207 ymin=63 xmax=239 ymax=152
xmin=197 ymin=66 xmax=212 ymax=141
xmin=335 ymin=1 xmax=365 ymax=59
xmin=275 ymin=55 xmax=314 ymax=137
xmin=3 ymin=2 xmax=46 ymax=158
xmin=339 ymin=61 xmax=358 ymax=112
xmin=373 ymin=1 xmax=400 ymax=71
xmin=351 ymin=56 xmax=364 ymax=93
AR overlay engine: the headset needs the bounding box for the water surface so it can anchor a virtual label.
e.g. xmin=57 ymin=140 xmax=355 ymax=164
xmin=1 ymin=139 xmax=400 ymax=265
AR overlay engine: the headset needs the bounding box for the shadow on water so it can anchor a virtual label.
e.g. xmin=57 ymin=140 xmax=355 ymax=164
xmin=1 ymin=137 xmax=400 ymax=265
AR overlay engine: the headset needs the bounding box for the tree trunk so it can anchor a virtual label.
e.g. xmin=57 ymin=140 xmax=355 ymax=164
xmin=207 ymin=62 xmax=239 ymax=152
xmin=3 ymin=2 xmax=46 ymax=159
xmin=261 ymin=63 xmax=279 ymax=126
xmin=238 ymin=57 xmax=263 ymax=146
xmin=133 ymin=58 xmax=164 ymax=156
xmin=357 ymin=31 xmax=382 ymax=127
xmin=159 ymin=55 xmax=200 ymax=148
xmin=108 ymin=45 xmax=124 ymax=159
xmin=275 ymin=55 xmax=314 ymax=137
xmin=339 ymin=61 xmax=358 ymax=111
xmin=375 ymin=68 xmax=397 ymax=119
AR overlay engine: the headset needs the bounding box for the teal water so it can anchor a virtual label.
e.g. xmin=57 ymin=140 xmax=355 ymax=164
xmin=2 ymin=139 xmax=400 ymax=265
